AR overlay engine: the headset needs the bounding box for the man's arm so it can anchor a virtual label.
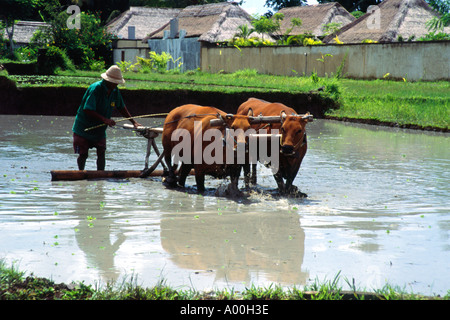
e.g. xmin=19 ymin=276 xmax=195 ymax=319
xmin=119 ymin=106 xmax=142 ymax=128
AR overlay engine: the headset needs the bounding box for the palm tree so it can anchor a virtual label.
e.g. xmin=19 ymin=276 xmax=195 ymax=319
xmin=426 ymin=0 xmax=450 ymax=30
xmin=234 ymin=24 xmax=255 ymax=39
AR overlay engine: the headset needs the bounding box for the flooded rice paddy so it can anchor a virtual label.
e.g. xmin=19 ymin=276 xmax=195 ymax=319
xmin=0 ymin=115 xmax=449 ymax=295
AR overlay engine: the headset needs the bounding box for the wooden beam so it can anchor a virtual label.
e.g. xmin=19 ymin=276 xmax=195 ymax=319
xmin=51 ymin=169 xmax=195 ymax=181
xmin=51 ymin=170 xmax=158 ymax=181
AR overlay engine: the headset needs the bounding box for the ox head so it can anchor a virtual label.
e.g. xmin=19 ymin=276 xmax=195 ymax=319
xmin=279 ymin=111 xmax=312 ymax=156
xmin=211 ymin=108 xmax=254 ymax=147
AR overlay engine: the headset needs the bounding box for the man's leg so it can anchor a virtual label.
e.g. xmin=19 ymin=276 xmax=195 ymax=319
xmin=77 ymin=153 xmax=88 ymax=170
xmin=74 ymin=133 xmax=89 ymax=170
xmin=96 ymin=148 xmax=106 ymax=171
xmin=95 ymin=138 xmax=107 ymax=171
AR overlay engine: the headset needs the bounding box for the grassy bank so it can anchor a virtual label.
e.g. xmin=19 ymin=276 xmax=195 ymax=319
xmin=327 ymin=79 xmax=450 ymax=130
xmin=0 ymin=261 xmax=447 ymax=300
xmin=6 ymin=69 xmax=450 ymax=130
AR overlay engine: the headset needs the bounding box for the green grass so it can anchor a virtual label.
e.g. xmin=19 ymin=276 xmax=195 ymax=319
xmin=15 ymin=69 xmax=335 ymax=94
xmin=326 ymin=79 xmax=450 ymax=129
xmin=1 ymin=260 xmax=448 ymax=300
xmin=6 ymin=69 xmax=450 ymax=130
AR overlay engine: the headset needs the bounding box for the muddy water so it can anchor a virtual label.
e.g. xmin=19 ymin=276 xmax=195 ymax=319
xmin=0 ymin=115 xmax=449 ymax=295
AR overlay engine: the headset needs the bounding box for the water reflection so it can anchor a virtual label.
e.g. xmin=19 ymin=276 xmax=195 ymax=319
xmin=160 ymin=204 xmax=307 ymax=285
xmin=70 ymin=181 xmax=126 ymax=283
xmin=0 ymin=115 xmax=449 ymax=294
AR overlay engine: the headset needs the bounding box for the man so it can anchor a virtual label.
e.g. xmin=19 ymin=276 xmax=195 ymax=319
xmin=72 ymin=65 xmax=141 ymax=170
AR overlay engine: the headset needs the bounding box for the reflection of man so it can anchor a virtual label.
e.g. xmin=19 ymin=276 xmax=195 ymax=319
xmin=72 ymin=65 xmax=141 ymax=170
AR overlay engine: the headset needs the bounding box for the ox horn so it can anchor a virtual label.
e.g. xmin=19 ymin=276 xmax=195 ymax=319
xmin=301 ymin=113 xmax=314 ymax=121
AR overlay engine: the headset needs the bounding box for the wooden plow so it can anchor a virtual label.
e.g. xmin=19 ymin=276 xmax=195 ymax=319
xmin=124 ymin=124 xmax=168 ymax=178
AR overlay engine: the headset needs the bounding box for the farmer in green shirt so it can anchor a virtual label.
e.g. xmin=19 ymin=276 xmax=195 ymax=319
xmin=72 ymin=65 xmax=141 ymax=170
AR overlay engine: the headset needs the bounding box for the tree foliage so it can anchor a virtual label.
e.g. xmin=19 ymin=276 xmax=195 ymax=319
xmin=426 ymin=0 xmax=450 ymax=30
xmin=264 ymin=0 xmax=306 ymax=11
xmin=316 ymin=0 xmax=382 ymax=12
xmin=0 ymin=0 xmax=45 ymax=55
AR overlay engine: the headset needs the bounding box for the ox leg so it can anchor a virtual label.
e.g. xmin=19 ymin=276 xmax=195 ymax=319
xmin=273 ymin=171 xmax=286 ymax=194
xmin=286 ymin=178 xmax=307 ymax=197
xmin=251 ymin=163 xmax=257 ymax=185
xmin=243 ymin=163 xmax=257 ymax=188
xmin=243 ymin=163 xmax=251 ymax=188
xmin=226 ymin=166 xmax=243 ymax=197
xmin=285 ymin=178 xmax=297 ymax=194
xmin=163 ymin=153 xmax=178 ymax=187
xmin=178 ymin=164 xmax=192 ymax=187
xmin=195 ymin=173 xmax=205 ymax=193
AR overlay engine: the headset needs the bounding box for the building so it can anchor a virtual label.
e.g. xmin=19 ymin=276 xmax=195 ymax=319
xmin=144 ymin=2 xmax=269 ymax=71
xmin=277 ymin=3 xmax=355 ymax=38
xmin=323 ymin=0 xmax=450 ymax=44
xmin=2 ymin=21 xmax=49 ymax=48
xmin=106 ymin=7 xmax=181 ymax=64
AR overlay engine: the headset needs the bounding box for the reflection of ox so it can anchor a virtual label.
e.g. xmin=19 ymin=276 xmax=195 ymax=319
xmin=162 ymin=104 xmax=253 ymax=195
xmin=237 ymin=98 xmax=312 ymax=195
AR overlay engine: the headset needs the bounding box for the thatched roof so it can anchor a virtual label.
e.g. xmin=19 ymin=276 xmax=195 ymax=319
xmin=323 ymin=0 xmax=450 ymax=43
xmin=2 ymin=21 xmax=49 ymax=45
xmin=278 ymin=3 xmax=355 ymax=37
xmin=106 ymin=7 xmax=181 ymax=39
xmin=144 ymin=2 xmax=268 ymax=43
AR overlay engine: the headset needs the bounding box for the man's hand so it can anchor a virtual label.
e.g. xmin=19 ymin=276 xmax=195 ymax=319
xmin=104 ymin=118 xmax=116 ymax=127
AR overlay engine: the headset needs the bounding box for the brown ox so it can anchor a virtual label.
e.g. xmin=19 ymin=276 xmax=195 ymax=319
xmin=237 ymin=98 xmax=311 ymax=195
xmin=162 ymin=104 xmax=253 ymax=195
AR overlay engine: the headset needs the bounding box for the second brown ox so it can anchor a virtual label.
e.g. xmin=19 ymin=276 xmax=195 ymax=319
xmin=237 ymin=98 xmax=312 ymax=195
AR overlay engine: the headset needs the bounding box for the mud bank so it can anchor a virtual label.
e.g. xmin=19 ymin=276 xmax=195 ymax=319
xmin=0 ymin=82 xmax=333 ymax=118
xmin=324 ymin=115 xmax=449 ymax=133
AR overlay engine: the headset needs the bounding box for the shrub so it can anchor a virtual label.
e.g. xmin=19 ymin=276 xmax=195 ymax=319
xmin=281 ymin=33 xmax=314 ymax=46
xmin=116 ymin=60 xmax=133 ymax=72
xmin=135 ymin=56 xmax=153 ymax=73
xmin=417 ymin=31 xmax=450 ymax=41
xmin=14 ymin=46 xmax=38 ymax=62
xmin=303 ymin=38 xmax=323 ymax=46
xmin=116 ymin=52 xmax=181 ymax=74
xmin=333 ymin=36 xmax=344 ymax=44
xmin=43 ymin=11 xmax=116 ymax=70
xmin=148 ymin=52 xmax=169 ymax=72
xmin=37 ymin=46 xmax=74 ymax=74
xmin=228 ymin=37 xmax=273 ymax=47
xmin=88 ymin=59 xmax=105 ymax=72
